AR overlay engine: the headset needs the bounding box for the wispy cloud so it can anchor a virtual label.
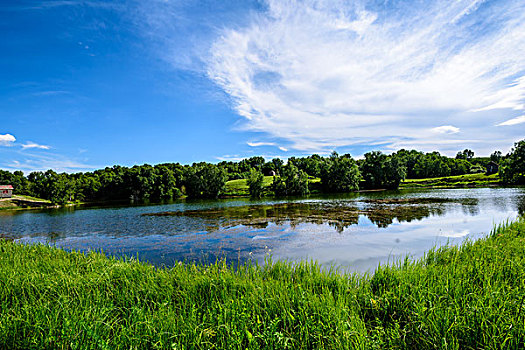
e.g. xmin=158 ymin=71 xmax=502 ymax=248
xmin=0 ymin=134 xmax=16 ymax=146
xmin=31 ymin=90 xmax=70 ymax=97
xmin=247 ymin=141 xmax=290 ymax=152
xmin=21 ymin=142 xmax=51 ymax=150
xmin=247 ymin=141 xmax=276 ymax=147
xmin=4 ymin=1 xmax=119 ymax=11
xmin=204 ymin=0 xmax=525 ymax=155
xmin=497 ymin=115 xmax=525 ymax=126
xmin=432 ymin=126 xmax=460 ymax=134
xmin=133 ymin=0 xmax=258 ymax=73
xmin=2 ymin=151 xmax=97 ymax=173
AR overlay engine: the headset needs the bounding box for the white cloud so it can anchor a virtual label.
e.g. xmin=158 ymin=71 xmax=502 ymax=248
xmin=247 ymin=141 xmax=290 ymax=152
xmin=247 ymin=141 xmax=276 ymax=147
xmin=217 ymin=154 xmax=286 ymax=162
xmin=441 ymin=229 xmax=470 ymax=238
xmin=0 ymin=134 xmax=16 ymax=146
xmin=432 ymin=126 xmax=460 ymax=134
xmin=206 ymin=0 xmax=525 ymax=154
xmin=21 ymin=142 xmax=51 ymax=150
xmin=496 ymin=115 xmax=525 ymax=126
xmin=215 ymin=154 xmax=246 ymax=162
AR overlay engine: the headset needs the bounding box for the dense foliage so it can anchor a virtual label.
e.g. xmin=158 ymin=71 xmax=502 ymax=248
xmin=360 ymin=151 xmax=406 ymax=190
xmin=184 ymin=163 xmax=226 ymax=199
xmin=500 ymin=140 xmax=525 ymax=185
xmin=320 ymin=152 xmax=361 ymax=192
xmin=271 ymin=163 xmax=309 ymax=196
xmin=247 ymin=169 xmax=265 ymax=198
xmin=0 ymin=140 xmax=521 ymax=203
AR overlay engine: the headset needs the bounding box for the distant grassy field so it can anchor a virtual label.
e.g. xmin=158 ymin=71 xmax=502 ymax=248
xmin=224 ymin=176 xmax=322 ymax=197
xmin=224 ymin=176 xmax=275 ymax=196
xmin=1 ymin=218 xmax=524 ymax=348
xmin=400 ymin=173 xmax=500 ymax=189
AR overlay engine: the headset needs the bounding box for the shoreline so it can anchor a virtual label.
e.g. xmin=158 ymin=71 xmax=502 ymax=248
xmin=0 ymin=181 xmax=510 ymax=212
xmin=0 ymin=217 xmax=523 ymax=348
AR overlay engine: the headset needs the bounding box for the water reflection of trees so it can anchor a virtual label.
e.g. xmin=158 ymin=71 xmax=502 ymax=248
xmin=516 ymin=195 xmax=525 ymax=216
xmin=144 ymin=198 xmax=480 ymax=232
xmin=364 ymin=205 xmax=446 ymax=228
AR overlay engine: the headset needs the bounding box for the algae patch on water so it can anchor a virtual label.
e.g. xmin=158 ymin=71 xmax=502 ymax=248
xmin=143 ymin=197 xmax=475 ymax=231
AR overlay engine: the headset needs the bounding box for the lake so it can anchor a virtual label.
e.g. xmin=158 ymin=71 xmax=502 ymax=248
xmin=0 ymin=187 xmax=523 ymax=273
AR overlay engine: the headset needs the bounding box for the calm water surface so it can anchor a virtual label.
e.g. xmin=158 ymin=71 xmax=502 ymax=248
xmin=0 ymin=188 xmax=523 ymax=273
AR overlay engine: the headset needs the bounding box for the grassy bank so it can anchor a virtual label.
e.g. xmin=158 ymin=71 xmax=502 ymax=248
xmin=0 ymin=195 xmax=53 ymax=211
xmin=400 ymin=173 xmax=500 ymax=189
xmin=1 ymin=218 xmax=525 ymax=349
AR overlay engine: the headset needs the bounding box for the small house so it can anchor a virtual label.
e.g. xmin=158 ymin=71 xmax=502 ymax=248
xmin=486 ymin=161 xmax=499 ymax=175
xmin=0 ymin=185 xmax=13 ymax=198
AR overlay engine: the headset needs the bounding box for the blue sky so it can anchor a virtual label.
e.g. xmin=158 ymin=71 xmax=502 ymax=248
xmin=1 ymin=0 xmax=524 ymax=173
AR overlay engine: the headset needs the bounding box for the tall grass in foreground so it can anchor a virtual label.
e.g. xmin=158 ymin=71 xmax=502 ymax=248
xmin=1 ymin=218 xmax=524 ymax=349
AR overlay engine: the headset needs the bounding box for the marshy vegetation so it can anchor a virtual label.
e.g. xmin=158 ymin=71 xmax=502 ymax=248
xmin=1 ymin=217 xmax=524 ymax=349
xmin=142 ymin=198 xmax=461 ymax=231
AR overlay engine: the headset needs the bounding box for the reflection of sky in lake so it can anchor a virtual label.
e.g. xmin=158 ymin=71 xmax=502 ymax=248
xmin=0 ymin=187 xmax=523 ymax=273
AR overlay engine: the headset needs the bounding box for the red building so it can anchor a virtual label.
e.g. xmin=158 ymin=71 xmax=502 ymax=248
xmin=0 ymin=185 xmax=13 ymax=198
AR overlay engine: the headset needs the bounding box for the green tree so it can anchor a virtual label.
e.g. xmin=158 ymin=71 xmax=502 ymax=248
xmin=39 ymin=171 xmax=77 ymax=205
xmin=320 ymin=152 xmax=361 ymax=192
xmin=490 ymin=151 xmax=503 ymax=163
xmin=500 ymin=140 xmax=525 ymax=184
xmin=247 ymin=169 xmax=264 ymax=198
xmin=271 ymin=158 xmax=284 ymax=175
xmin=456 ymin=149 xmax=474 ymax=160
xmin=413 ymin=152 xmax=451 ymax=178
xmin=361 ymin=151 xmax=406 ymax=189
xmin=383 ymin=155 xmax=407 ymax=189
xmin=270 ymin=164 xmax=309 ymax=196
xmin=270 ymin=176 xmax=287 ymax=197
xmin=447 ymin=158 xmax=471 ymax=176
xmin=27 ymin=171 xmax=46 ymax=198
xmin=152 ymin=165 xmax=180 ymax=200
xmin=125 ymin=165 xmax=156 ymax=200
xmin=282 ymin=163 xmax=309 ymax=196
xmin=394 ymin=149 xmax=424 ymax=178
xmin=302 ymin=154 xmax=323 ymax=177
xmin=0 ymin=170 xmax=30 ymax=195
xmin=74 ymin=173 xmax=101 ymax=201
xmin=184 ymin=163 xmax=226 ymax=199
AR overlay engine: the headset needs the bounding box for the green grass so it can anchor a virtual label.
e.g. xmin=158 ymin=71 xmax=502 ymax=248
xmin=0 ymin=200 xmax=18 ymax=210
xmin=225 ymin=173 xmax=502 ymax=196
xmin=224 ymin=176 xmax=322 ymax=197
xmin=1 ymin=218 xmax=525 ymax=348
xmin=223 ymin=176 xmax=275 ymax=196
xmin=0 ymin=195 xmax=53 ymax=211
xmin=12 ymin=194 xmax=52 ymax=203
xmin=400 ymin=173 xmax=501 ymax=189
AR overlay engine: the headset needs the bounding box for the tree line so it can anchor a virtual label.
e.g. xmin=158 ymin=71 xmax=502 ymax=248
xmin=0 ymin=140 xmax=523 ymax=204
